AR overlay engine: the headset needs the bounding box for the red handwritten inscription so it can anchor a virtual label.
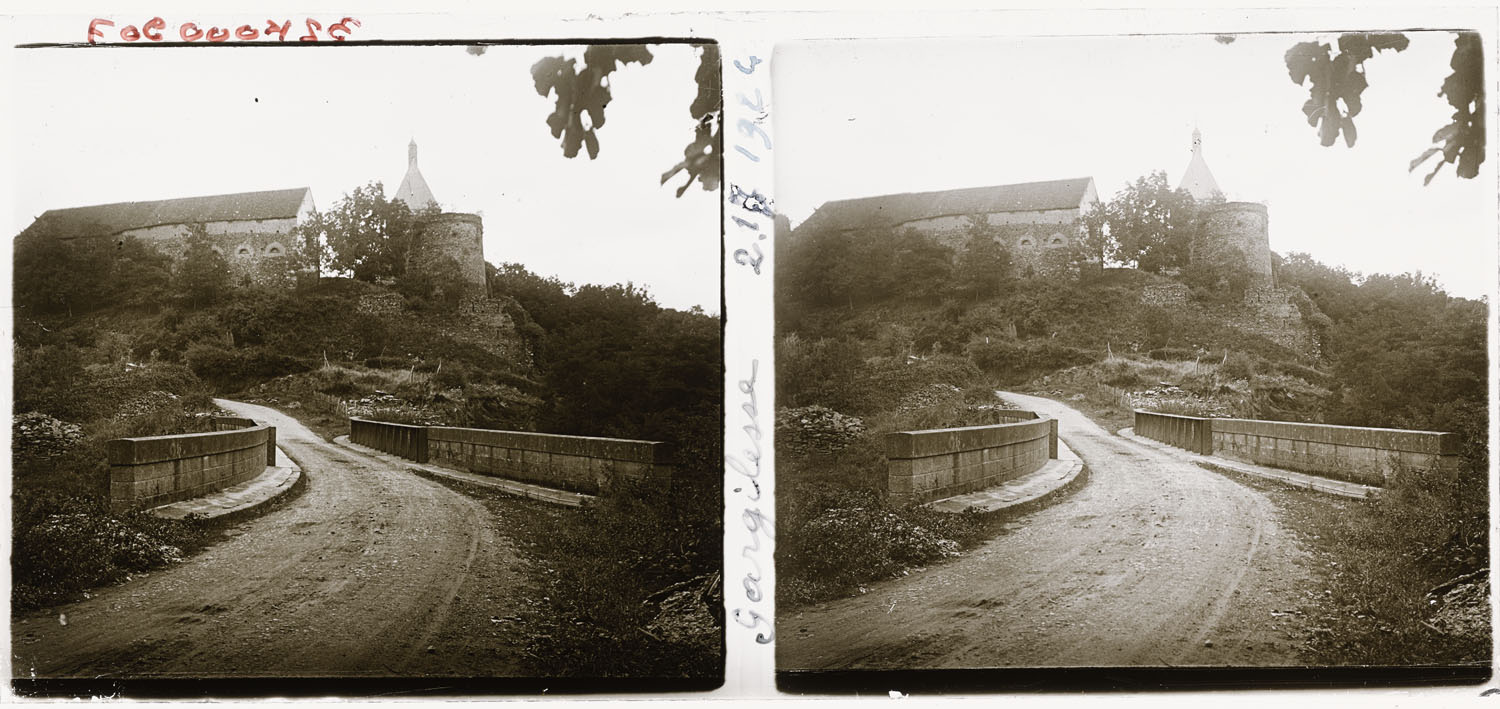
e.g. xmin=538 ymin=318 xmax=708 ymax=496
xmin=87 ymin=17 xmax=360 ymax=44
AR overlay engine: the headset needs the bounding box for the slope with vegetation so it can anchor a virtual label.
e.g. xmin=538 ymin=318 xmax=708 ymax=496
xmin=775 ymin=177 xmax=1487 ymax=664
xmin=12 ymin=182 xmax=722 ymax=677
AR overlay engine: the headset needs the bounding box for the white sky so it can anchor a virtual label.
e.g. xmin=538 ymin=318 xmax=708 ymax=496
xmin=774 ymin=32 xmax=1495 ymax=299
xmin=10 ymin=42 xmax=721 ymax=313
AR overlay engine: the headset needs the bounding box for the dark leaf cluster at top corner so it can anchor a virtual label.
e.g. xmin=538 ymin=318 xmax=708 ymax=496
xmin=530 ymin=46 xmax=656 ymax=160
xmin=1411 ymin=32 xmax=1486 ymax=184
xmin=662 ymin=44 xmax=723 ymax=198
xmin=1284 ymin=33 xmax=1408 ymax=149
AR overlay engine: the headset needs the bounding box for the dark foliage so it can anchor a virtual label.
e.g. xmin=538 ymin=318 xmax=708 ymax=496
xmin=1284 ymin=31 xmax=1485 ymax=183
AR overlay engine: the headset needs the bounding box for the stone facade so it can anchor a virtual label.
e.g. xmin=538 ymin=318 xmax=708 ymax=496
xmin=121 ymin=219 xmax=307 ymax=288
xmin=1194 ymin=201 xmax=1273 ymax=287
xmin=412 ymin=212 xmax=487 ymax=299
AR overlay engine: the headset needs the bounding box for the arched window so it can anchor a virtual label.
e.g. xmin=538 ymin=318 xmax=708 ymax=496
xmin=1019 ymin=238 xmax=1033 ymax=246
xmin=265 ymin=242 xmax=285 ymax=257
xmin=1051 ymin=237 xmax=1064 ymax=245
xmin=236 ymin=246 xmax=252 ymax=256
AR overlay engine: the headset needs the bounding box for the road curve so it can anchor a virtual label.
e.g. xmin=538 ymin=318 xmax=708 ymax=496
xmin=779 ymin=392 xmax=1311 ymax=670
xmin=11 ymin=400 xmax=529 ymax=678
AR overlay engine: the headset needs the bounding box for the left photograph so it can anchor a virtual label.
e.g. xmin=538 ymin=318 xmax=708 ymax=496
xmin=10 ymin=38 xmax=723 ymax=689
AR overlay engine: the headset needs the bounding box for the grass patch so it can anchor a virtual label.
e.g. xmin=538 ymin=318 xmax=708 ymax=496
xmin=420 ymin=475 xmax=722 ymax=678
xmin=776 ymin=398 xmax=1003 ymax=608
xmin=11 ymin=389 xmax=220 ymax=613
xmin=1292 ymin=463 xmax=1490 ymax=665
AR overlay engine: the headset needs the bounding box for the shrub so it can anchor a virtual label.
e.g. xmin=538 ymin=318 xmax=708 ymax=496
xmin=1148 ymin=347 xmax=1199 ymax=362
xmin=185 ymin=343 xmax=313 ymax=391
xmin=11 ymin=497 xmax=201 ymax=612
xmin=860 ymin=354 xmax=984 ymax=415
xmin=969 ymin=338 xmax=1101 ymax=385
xmin=777 ymin=485 xmax=985 ymax=606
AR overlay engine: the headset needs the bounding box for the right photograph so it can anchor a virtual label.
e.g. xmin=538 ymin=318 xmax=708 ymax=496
xmin=773 ymin=31 xmax=1490 ymax=683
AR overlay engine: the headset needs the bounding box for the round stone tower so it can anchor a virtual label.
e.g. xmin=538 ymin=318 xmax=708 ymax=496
xmin=413 ymin=212 xmax=487 ymax=299
xmin=1196 ymin=201 xmax=1273 ymax=286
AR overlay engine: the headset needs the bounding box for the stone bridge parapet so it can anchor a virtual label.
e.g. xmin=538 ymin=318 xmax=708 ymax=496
xmin=349 ymin=419 xmax=674 ymax=495
xmin=885 ymin=417 xmax=1058 ymax=504
xmin=108 ymin=419 xmax=276 ymax=514
xmin=1134 ymin=410 xmax=1460 ymax=486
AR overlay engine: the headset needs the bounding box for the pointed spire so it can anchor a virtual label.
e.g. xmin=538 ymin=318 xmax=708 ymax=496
xmin=395 ymin=139 xmax=438 ymax=211
xmin=1178 ymin=128 xmax=1222 ymax=201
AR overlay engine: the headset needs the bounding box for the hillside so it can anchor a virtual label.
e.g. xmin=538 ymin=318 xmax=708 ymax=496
xmin=12 ymin=248 xmax=723 ymax=676
xmin=775 ymin=238 xmax=1489 ymax=663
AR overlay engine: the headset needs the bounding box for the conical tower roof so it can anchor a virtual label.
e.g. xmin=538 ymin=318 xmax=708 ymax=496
xmin=1178 ymin=128 xmax=1223 ymax=202
xmin=394 ymin=139 xmax=438 ymax=212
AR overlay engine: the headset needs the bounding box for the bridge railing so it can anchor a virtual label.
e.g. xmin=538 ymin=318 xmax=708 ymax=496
xmin=885 ymin=416 xmax=1057 ymax=505
xmin=1134 ymin=409 xmax=1460 ymax=486
xmin=348 ymin=418 xmax=675 ymax=495
xmin=350 ymin=418 xmax=429 ymax=463
xmin=107 ymin=422 xmax=277 ymax=514
xmin=1133 ymin=410 xmax=1213 ymax=455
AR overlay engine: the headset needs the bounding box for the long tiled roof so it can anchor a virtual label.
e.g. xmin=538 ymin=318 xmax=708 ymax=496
xmin=797 ymin=177 xmax=1095 ymax=234
xmin=19 ymin=187 xmax=312 ymax=239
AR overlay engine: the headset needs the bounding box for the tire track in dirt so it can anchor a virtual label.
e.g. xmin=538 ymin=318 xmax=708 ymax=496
xmin=779 ymin=392 xmax=1312 ymax=670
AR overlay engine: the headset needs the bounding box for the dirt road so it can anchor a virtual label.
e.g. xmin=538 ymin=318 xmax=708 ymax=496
xmin=780 ymin=392 xmax=1316 ymax=670
xmin=11 ymin=400 xmax=530 ymax=678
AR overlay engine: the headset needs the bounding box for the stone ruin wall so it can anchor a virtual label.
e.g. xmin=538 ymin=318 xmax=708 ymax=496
xmin=118 ymin=219 xmax=306 ymax=289
xmin=900 ymin=208 xmax=1085 ymax=278
xmin=412 ymin=213 xmax=487 ymax=302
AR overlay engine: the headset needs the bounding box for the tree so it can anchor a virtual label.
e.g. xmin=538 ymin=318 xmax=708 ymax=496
xmin=954 ymin=215 xmax=1012 ymax=301
xmin=1088 ymin=171 xmax=1201 ymax=273
xmin=892 ymin=232 xmax=956 ymax=302
xmin=1283 ymin=31 xmax=1485 ymax=183
xmin=14 ymin=229 xmax=170 ymax=317
xmin=173 ymin=224 xmax=230 ymax=306
xmin=528 ymin=44 xmax=722 ymax=198
xmin=13 ymin=234 xmax=108 ymax=316
xmin=310 ymin=181 xmax=436 ymax=282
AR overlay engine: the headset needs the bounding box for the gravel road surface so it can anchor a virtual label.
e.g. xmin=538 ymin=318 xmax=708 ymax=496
xmin=12 ymin=400 xmax=530 ymax=678
xmin=779 ymin=392 xmax=1315 ymax=670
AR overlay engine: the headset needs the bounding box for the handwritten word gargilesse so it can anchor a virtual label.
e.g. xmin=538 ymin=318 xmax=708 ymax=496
xmin=87 ymin=17 xmax=361 ymax=44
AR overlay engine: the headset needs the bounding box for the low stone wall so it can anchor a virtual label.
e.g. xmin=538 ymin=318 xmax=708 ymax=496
xmin=1212 ymin=418 xmax=1459 ymax=487
xmin=349 ymin=418 xmax=428 ymax=463
xmin=428 ymin=428 xmax=673 ymax=495
xmin=993 ymin=409 xmax=1041 ymax=423
xmin=349 ymin=419 xmax=674 ymax=495
xmin=886 ymin=418 xmax=1057 ymax=505
xmin=108 ymin=423 xmax=276 ymax=514
xmin=1133 ymin=410 xmax=1460 ymax=486
xmin=1134 ymin=410 xmax=1213 ymax=455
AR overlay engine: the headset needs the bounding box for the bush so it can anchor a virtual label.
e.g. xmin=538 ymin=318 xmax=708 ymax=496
xmin=860 ymin=354 xmax=984 ymax=415
xmin=363 ymin=355 xmax=410 ymax=369
xmin=1147 ymin=347 xmax=1199 ymax=362
xmin=185 ymin=343 xmax=313 ymax=391
xmin=11 ymin=496 xmax=201 ymax=612
xmin=969 ymin=338 xmax=1101 ymax=385
xmin=777 ymin=485 xmax=984 ymax=606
